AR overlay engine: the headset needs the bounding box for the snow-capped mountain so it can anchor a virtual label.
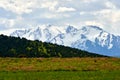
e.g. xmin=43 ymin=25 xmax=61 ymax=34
xmin=10 ymin=25 xmax=120 ymax=57
xmin=10 ymin=25 xmax=65 ymax=42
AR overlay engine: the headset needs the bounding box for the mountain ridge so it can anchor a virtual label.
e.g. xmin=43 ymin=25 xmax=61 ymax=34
xmin=10 ymin=25 xmax=120 ymax=57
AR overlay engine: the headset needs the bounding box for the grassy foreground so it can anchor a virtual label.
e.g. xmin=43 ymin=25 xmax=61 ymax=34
xmin=0 ymin=58 xmax=120 ymax=80
xmin=0 ymin=71 xmax=120 ymax=80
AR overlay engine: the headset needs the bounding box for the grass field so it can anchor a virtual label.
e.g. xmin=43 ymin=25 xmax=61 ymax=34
xmin=0 ymin=57 xmax=120 ymax=80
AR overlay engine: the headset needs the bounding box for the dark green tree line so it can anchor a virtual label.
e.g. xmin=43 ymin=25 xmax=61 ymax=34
xmin=0 ymin=34 xmax=107 ymax=57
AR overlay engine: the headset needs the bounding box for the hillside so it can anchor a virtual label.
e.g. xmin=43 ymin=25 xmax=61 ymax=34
xmin=0 ymin=35 xmax=106 ymax=57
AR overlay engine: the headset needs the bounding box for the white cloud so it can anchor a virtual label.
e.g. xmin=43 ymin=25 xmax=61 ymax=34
xmin=41 ymin=1 xmax=58 ymax=11
xmin=81 ymin=0 xmax=97 ymax=3
xmin=0 ymin=18 xmax=15 ymax=28
xmin=105 ymin=1 xmax=116 ymax=9
xmin=0 ymin=0 xmax=120 ymax=35
xmin=92 ymin=9 xmax=120 ymax=23
xmin=57 ymin=7 xmax=76 ymax=12
xmin=0 ymin=0 xmax=33 ymax=15
xmin=80 ymin=12 xmax=86 ymax=15
xmin=84 ymin=21 xmax=103 ymax=27
xmin=79 ymin=8 xmax=120 ymax=25
xmin=42 ymin=13 xmax=57 ymax=19
xmin=40 ymin=13 xmax=71 ymax=19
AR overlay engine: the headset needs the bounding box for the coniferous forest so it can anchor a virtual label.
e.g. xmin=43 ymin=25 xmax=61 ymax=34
xmin=0 ymin=35 xmax=107 ymax=57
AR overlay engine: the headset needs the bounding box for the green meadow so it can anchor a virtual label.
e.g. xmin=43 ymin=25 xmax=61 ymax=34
xmin=0 ymin=58 xmax=120 ymax=80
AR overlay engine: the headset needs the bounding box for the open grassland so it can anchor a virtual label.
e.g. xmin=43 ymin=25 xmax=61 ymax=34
xmin=0 ymin=71 xmax=120 ymax=80
xmin=0 ymin=57 xmax=120 ymax=80
xmin=0 ymin=57 xmax=120 ymax=71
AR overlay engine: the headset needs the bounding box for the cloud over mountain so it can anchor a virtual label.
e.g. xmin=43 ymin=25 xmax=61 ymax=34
xmin=0 ymin=0 xmax=120 ymax=35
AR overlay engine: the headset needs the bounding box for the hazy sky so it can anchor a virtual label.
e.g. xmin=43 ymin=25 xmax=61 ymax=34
xmin=0 ymin=0 xmax=120 ymax=35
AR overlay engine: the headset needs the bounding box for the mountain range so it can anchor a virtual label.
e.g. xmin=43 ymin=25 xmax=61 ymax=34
xmin=10 ymin=25 xmax=120 ymax=57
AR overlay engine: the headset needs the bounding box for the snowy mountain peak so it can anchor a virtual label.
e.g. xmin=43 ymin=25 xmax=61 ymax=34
xmin=79 ymin=26 xmax=104 ymax=42
xmin=10 ymin=29 xmax=30 ymax=37
xmin=88 ymin=25 xmax=103 ymax=30
xmin=10 ymin=25 xmax=120 ymax=57
xmin=66 ymin=25 xmax=78 ymax=33
xmin=82 ymin=26 xmax=104 ymax=33
xmin=81 ymin=25 xmax=104 ymax=32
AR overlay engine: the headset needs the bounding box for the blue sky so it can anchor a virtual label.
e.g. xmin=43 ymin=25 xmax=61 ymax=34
xmin=0 ymin=0 xmax=120 ymax=35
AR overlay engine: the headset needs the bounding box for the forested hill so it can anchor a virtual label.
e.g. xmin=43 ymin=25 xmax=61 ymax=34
xmin=0 ymin=35 xmax=107 ymax=57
